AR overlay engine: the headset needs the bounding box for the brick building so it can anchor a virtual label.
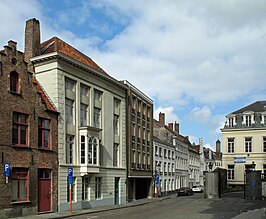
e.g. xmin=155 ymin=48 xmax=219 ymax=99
xmin=0 ymin=37 xmax=58 ymax=217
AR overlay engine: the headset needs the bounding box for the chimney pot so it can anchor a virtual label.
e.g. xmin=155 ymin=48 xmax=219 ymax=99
xmin=24 ymin=18 xmax=41 ymax=62
xmin=159 ymin=112 xmax=165 ymax=127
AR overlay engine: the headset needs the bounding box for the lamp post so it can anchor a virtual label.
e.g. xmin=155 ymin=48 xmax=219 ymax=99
xmin=251 ymin=161 xmax=256 ymax=171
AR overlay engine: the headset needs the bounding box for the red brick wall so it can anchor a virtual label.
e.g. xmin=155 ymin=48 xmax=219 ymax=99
xmin=0 ymin=41 xmax=58 ymax=217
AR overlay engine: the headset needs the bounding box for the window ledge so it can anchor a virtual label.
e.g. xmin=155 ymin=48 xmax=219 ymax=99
xmin=11 ymin=200 xmax=31 ymax=205
xmin=38 ymin=147 xmax=52 ymax=152
xmin=12 ymin=145 xmax=31 ymax=149
xmin=9 ymin=90 xmax=22 ymax=96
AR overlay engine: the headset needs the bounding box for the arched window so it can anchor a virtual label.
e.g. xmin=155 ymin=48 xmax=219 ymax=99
xmin=10 ymin=71 xmax=19 ymax=93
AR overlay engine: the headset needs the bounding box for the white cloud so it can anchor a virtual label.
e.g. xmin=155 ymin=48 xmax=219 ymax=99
xmin=154 ymin=106 xmax=180 ymax=124
xmin=0 ymin=0 xmax=42 ymax=51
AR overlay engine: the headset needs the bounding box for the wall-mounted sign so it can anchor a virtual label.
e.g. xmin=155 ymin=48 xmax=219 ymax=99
xmin=234 ymin=157 xmax=246 ymax=163
xmin=4 ymin=162 xmax=10 ymax=177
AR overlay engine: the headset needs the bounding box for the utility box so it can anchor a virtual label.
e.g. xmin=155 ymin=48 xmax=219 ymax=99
xmin=245 ymin=170 xmax=262 ymax=200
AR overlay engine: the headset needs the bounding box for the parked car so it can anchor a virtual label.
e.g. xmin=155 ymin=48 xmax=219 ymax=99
xmin=192 ymin=186 xmax=203 ymax=193
xmin=176 ymin=187 xmax=193 ymax=196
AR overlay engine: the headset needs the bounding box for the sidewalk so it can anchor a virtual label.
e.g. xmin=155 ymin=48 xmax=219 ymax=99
xmin=13 ymin=196 xmax=170 ymax=219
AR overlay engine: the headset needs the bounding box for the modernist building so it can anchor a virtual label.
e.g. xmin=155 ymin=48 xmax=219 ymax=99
xmin=26 ymin=19 xmax=128 ymax=210
xmin=0 ymin=40 xmax=58 ymax=217
xmin=154 ymin=113 xmax=189 ymax=190
xmin=221 ymin=101 xmax=266 ymax=187
xmin=123 ymin=80 xmax=153 ymax=201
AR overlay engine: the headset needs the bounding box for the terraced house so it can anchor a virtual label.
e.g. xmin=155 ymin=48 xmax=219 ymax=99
xmin=25 ymin=18 xmax=128 ymax=211
xmin=0 ymin=39 xmax=58 ymax=218
xmin=221 ymin=101 xmax=266 ymax=187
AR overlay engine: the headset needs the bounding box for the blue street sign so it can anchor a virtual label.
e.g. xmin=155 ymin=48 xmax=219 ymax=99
xmin=68 ymin=167 xmax=73 ymax=184
xmin=155 ymin=174 xmax=160 ymax=185
xmin=4 ymin=162 xmax=10 ymax=177
xmin=68 ymin=167 xmax=73 ymax=177
xmin=68 ymin=176 xmax=73 ymax=185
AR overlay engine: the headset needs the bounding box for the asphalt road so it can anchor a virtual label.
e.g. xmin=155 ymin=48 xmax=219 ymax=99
xmin=68 ymin=192 xmax=266 ymax=219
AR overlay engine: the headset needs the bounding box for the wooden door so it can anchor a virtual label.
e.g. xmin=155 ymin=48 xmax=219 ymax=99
xmin=38 ymin=169 xmax=51 ymax=212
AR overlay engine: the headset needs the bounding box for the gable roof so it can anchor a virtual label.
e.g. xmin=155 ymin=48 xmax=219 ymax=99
xmin=40 ymin=37 xmax=108 ymax=76
xmin=232 ymin=101 xmax=266 ymax=114
xmin=32 ymin=77 xmax=58 ymax=113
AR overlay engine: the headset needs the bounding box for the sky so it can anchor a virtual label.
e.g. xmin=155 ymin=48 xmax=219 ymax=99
xmin=1 ymin=0 xmax=266 ymax=151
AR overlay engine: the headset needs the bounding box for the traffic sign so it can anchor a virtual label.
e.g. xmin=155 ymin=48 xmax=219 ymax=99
xmin=155 ymin=174 xmax=160 ymax=185
xmin=68 ymin=167 xmax=73 ymax=177
xmin=4 ymin=162 xmax=10 ymax=177
xmin=68 ymin=167 xmax=73 ymax=184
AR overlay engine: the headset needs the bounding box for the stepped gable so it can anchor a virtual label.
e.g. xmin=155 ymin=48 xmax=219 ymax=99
xmin=40 ymin=37 xmax=108 ymax=76
xmin=32 ymin=77 xmax=57 ymax=113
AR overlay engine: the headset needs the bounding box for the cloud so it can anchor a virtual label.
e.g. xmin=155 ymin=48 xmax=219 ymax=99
xmin=0 ymin=0 xmax=42 ymax=51
xmin=154 ymin=106 xmax=180 ymax=124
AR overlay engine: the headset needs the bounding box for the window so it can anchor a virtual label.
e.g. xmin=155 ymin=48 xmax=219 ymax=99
xmin=229 ymin=117 xmax=234 ymax=127
xmin=38 ymin=118 xmax=51 ymax=149
xmin=80 ymin=84 xmax=89 ymax=96
xmin=246 ymin=115 xmax=252 ymax=127
xmin=227 ymin=165 xmax=234 ymax=180
xmin=88 ymin=137 xmax=97 ymax=165
xmin=113 ymin=115 xmax=119 ymax=136
xmin=80 ymin=103 xmax=88 ymax=126
xmin=82 ymin=177 xmax=89 ymax=200
xmin=95 ymin=177 xmax=102 ymax=199
xmin=10 ymin=71 xmax=19 ymax=93
xmin=12 ymin=112 xmax=28 ymax=146
xmin=164 ymin=149 xmax=167 ymax=158
xmin=113 ymin=143 xmax=119 ymax=167
xmin=67 ymin=177 xmax=76 ymax=202
xmin=12 ymin=168 xmax=28 ymax=202
xmin=263 ymin=137 xmax=266 ymax=152
xmin=65 ymin=78 xmax=75 ymax=92
xmin=227 ymin=138 xmax=234 ymax=153
xmin=155 ymin=146 xmax=158 ymax=156
xmin=65 ymin=98 xmax=74 ymax=124
xmin=66 ymin=135 xmax=74 ymax=164
xmin=94 ymin=90 xmax=102 ymax=102
xmin=245 ymin=137 xmax=252 ymax=153
xmin=81 ymin=135 xmax=86 ymax=164
xmin=94 ymin=108 xmax=101 ymax=128
xmin=159 ymin=147 xmax=162 ymax=157
xmin=0 ymin=61 xmax=2 ymax=75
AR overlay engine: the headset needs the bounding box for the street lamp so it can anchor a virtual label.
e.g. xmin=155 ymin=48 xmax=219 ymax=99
xmin=251 ymin=161 xmax=256 ymax=171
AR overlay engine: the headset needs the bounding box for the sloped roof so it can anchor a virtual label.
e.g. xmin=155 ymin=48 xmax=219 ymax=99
xmin=232 ymin=101 xmax=266 ymax=114
xmin=40 ymin=37 xmax=108 ymax=76
xmin=32 ymin=77 xmax=58 ymax=113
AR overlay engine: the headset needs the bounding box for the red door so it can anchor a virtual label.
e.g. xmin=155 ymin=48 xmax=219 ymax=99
xmin=38 ymin=169 xmax=52 ymax=212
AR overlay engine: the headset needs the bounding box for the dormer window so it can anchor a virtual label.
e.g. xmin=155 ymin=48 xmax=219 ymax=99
xmin=226 ymin=115 xmax=236 ymax=127
xmin=242 ymin=112 xmax=255 ymax=127
xmin=10 ymin=71 xmax=19 ymax=93
xmin=229 ymin=117 xmax=234 ymax=127
xmin=246 ymin=115 xmax=251 ymax=126
xmin=261 ymin=113 xmax=266 ymax=125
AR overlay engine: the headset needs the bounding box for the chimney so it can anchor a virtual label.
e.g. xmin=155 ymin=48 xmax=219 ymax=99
xmin=24 ymin=18 xmax=41 ymax=63
xmin=168 ymin=123 xmax=173 ymax=131
xmin=159 ymin=112 xmax=165 ymax=127
xmin=174 ymin=122 xmax=179 ymax=134
xmin=216 ymin=139 xmax=221 ymax=157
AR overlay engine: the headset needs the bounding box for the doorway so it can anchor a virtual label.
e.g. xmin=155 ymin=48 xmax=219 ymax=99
xmin=38 ymin=169 xmax=52 ymax=212
xmin=114 ymin=177 xmax=120 ymax=205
